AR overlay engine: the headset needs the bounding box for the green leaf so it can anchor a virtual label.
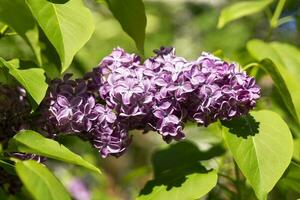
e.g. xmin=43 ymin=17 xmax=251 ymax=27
xmin=16 ymin=160 xmax=71 ymax=200
xmin=0 ymin=0 xmax=42 ymax=65
xmin=137 ymin=141 xmax=219 ymax=200
xmin=26 ymin=0 xmax=94 ymax=72
xmin=105 ymin=0 xmax=146 ymax=53
xmin=137 ymin=169 xmax=217 ymax=200
xmin=223 ymin=110 xmax=293 ymax=200
xmin=259 ymin=59 xmax=299 ymax=123
xmin=10 ymin=130 xmax=101 ymax=174
xmin=247 ymin=40 xmax=300 ymax=124
xmin=218 ymin=0 xmax=273 ymax=28
xmin=0 ymin=58 xmax=47 ymax=106
xmin=247 ymin=40 xmax=300 ymax=79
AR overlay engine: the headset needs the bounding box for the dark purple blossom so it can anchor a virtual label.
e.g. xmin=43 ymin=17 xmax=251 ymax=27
xmin=0 ymin=84 xmax=31 ymax=146
xmin=90 ymin=123 xmax=130 ymax=158
xmin=0 ymin=84 xmax=46 ymax=194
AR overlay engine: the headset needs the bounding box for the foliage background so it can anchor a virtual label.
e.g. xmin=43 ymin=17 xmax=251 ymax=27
xmin=0 ymin=0 xmax=300 ymax=199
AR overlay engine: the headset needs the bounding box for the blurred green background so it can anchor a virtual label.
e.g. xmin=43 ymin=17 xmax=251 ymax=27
xmin=1 ymin=0 xmax=300 ymax=199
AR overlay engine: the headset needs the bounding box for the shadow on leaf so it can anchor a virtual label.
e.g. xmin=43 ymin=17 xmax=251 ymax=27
xmin=139 ymin=141 xmax=225 ymax=196
xmin=221 ymin=114 xmax=260 ymax=139
xmin=46 ymin=0 xmax=69 ymax=4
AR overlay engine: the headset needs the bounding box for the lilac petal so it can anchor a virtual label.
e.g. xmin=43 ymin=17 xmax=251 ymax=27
xmin=57 ymin=95 xmax=70 ymax=107
xmin=70 ymin=96 xmax=83 ymax=107
xmin=165 ymin=115 xmax=180 ymax=124
xmin=87 ymin=112 xmax=99 ymax=121
xmin=122 ymin=92 xmax=132 ymax=105
xmin=154 ymin=77 xmax=168 ymax=87
xmin=132 ymin=85 xmax=144 ymax=93
xmin=153 ymin=110 xmax=165 ymax=119
xmin=73 ymin=111 xmax=84 ymax=122
xmin=182 ymin=82 xmax=193 ymax=92
xmin=94 ymin=105 xmax=105 ymax=113
xmin=57 ymin=108 xmax=72 ymax=121
xmin=105 ymin=112 xmax=117 ymax=123
xmin=114 ymin=84 xmax=127 ymax=93
xmin=87 ymin=96 xmax=95 ymax=108
xmin=166 ymin=84 xmax=178 ymax=91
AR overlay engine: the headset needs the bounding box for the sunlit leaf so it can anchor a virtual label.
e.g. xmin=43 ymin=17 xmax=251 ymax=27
xmin=26 ymin=0 xmax=94 ymax=72
xmin=223 ymin=110 xmax=293 ymax=200
xmin=10 ymin=130 xmax=101 ymax=174
xmin=16 ymin=160 xmax=71 ymax=200
xmin=218 ymin=0 xmax=272 ymax=28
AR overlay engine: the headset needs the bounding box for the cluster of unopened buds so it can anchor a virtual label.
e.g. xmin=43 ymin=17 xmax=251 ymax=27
xmin=43 ymin=47 xmax=260 ymax=158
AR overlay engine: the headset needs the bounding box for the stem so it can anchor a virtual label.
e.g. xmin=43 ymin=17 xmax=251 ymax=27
xmin=265 ymin=0 xmax=286 ymax=40
xmin=250 ymin=65 xmax=259 ymax=77
xmin=270 ymin=0 xmax=286 ymax=28
xmin=242 ymin=63 xmax=259 ymax=71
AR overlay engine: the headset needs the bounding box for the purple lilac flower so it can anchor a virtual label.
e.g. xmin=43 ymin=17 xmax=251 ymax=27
xmin=95 ymin=48 xmax=154 ymax=127
xmin=185 ymin=52 xmax=260 ymax=126
xmin=90 ymin=123 xmax=130 ymax=158
xmin=43 ymin=47 xmax=260 ymax=158
xmin=43 ymin=74 xmax=100 ymax=135
xmin=142 ymin=48 xmax=191 ymax=141
xmin=44 ymin=72 xmax=132 ymax=157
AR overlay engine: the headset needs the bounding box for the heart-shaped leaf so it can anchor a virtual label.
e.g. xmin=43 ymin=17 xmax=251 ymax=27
xmin=223 ymin=110 xmax=293 ymax=200
xmin=26 ymin=0 xmax=94 ymax=72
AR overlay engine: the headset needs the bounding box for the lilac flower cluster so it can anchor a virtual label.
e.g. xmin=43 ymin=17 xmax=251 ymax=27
xmin=44 ymin=47 xmax=260 ymax=157
xmin=43 ymin=73 xmax=130 ymax=158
